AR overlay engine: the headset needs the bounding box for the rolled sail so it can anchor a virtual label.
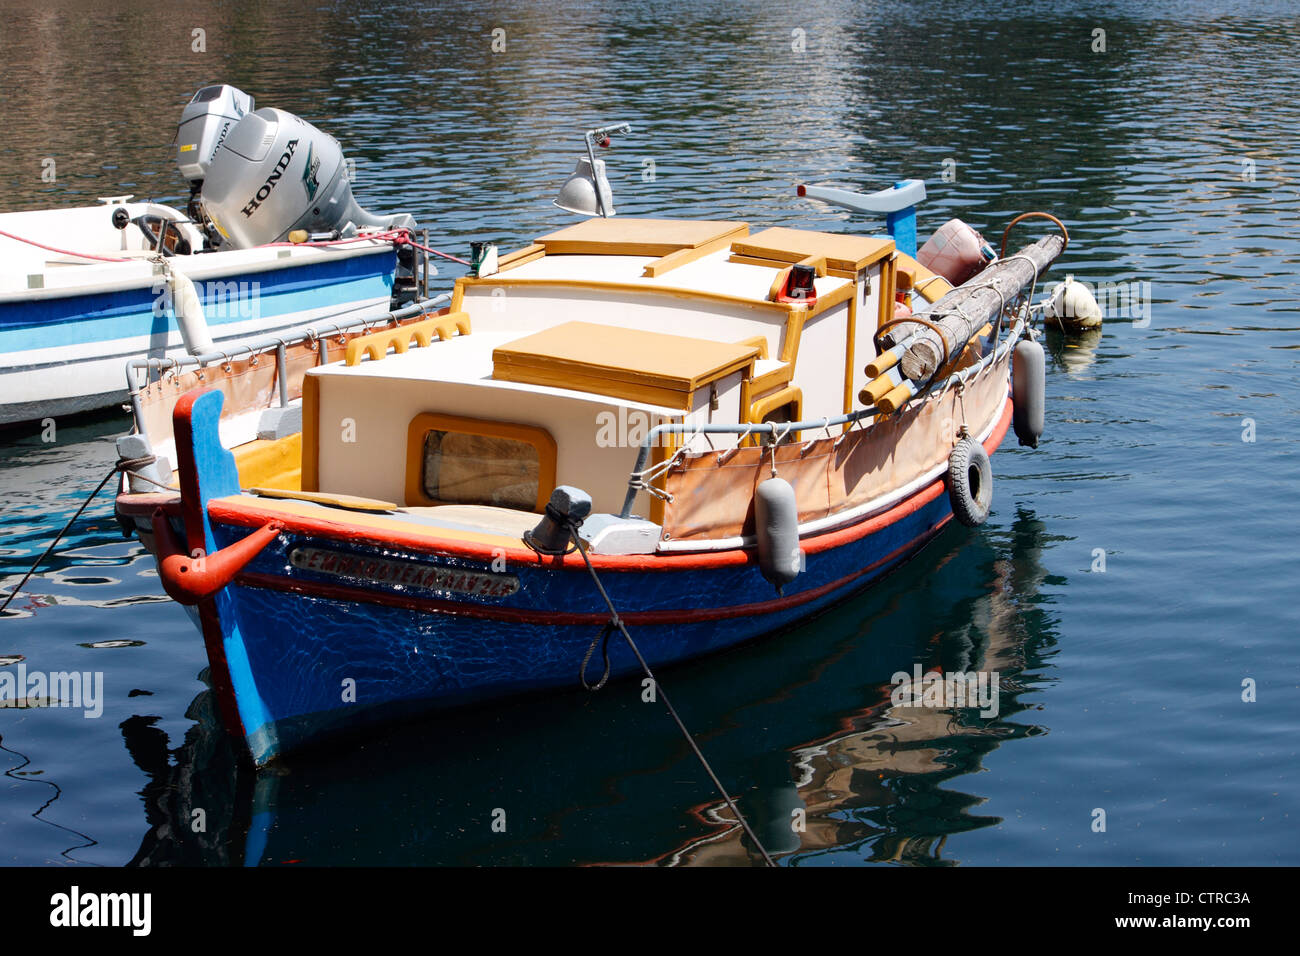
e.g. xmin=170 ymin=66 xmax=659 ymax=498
xmin=883 ymin=233 xmax=1065 ymax=382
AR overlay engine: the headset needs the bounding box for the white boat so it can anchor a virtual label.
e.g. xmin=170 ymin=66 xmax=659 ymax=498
xmin=0 ymin=84 xmax=429 ymax=426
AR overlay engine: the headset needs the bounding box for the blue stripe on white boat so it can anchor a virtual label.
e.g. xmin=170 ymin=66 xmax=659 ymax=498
xmin=0 ymin=249 xmax=394 ymax=352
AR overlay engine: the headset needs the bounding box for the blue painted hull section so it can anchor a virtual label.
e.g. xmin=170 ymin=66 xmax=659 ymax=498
xmin=207 ymin=494 xmax=953 ymax=764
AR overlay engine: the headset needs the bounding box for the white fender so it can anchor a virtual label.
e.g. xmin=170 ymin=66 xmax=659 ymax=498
xmin=171 ymin=267 xmax=214 ymax=356
xmin=755 ymin=476 xmax=803 ymax=594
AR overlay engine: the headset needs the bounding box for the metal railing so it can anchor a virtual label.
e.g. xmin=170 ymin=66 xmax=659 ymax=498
xmin=124 ymin=292 xmax=451 ymax=434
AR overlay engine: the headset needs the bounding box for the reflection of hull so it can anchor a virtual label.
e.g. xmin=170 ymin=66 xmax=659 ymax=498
xmin=124 ymin=684 xmax=253 ymax=867
xmin=657 ymin=506 xmax=1057 ymax=867
xmin=124 ymin=390 xmax=1013 ymax=767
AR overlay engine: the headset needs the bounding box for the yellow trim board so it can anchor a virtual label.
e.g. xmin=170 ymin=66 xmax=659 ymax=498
xmin=344 ymin=313 xmax=471 ymax=366
xmin=733 ymin=227 xmax=894 ymax=275
xmin=249 ymin=487 xmax=396 ymax=511
xmin=456 ymin=275 xmax=795 ymax=316
xmin=300 ymin=374 xmax=320 ymax=493
xmin=537 ymin=218 xmax=749 ymax=257
xmin=749 ymin=361 xmax=792 ymax=397
xmin=497 ymin=243 xmax=546 ymax=273
xmin=642 ymin=232 xmax=739 ymax=278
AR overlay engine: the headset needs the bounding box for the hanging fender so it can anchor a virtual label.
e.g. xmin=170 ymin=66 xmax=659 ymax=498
xmin=151 ymin=508 xmax=281 ymax=605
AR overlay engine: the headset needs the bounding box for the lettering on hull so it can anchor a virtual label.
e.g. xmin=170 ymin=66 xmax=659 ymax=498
xmin=288 ymin=546 xmax=520 ymax=598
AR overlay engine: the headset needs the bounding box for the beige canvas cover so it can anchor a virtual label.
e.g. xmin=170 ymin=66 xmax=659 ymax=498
xmin=660 ymin=352 xmax=1010 ymax=542
xmin=136 ymin=343 xmax=320 ymax=451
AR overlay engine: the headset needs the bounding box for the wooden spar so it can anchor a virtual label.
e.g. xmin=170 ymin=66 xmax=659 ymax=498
xmin=883 ymin=234 xmax=1065 ymax=382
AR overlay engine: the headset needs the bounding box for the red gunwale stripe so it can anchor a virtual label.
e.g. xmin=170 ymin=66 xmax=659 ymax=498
xmin=210 ymin=397 xmax=1013 ymax=574
xmin=235 ymin=513 xmax=952 ymax=626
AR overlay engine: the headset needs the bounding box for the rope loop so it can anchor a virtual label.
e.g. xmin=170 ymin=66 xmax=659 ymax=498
xmin=579 ymin=620 xmax=617 ymax=691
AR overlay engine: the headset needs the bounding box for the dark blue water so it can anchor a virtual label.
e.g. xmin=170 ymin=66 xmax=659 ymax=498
xmin=1 ymin=0 xmax=1297 ymax=865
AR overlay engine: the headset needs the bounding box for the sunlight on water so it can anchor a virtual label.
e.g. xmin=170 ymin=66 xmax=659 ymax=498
xmin=1 ymin=0 xmax=1297 ymax=866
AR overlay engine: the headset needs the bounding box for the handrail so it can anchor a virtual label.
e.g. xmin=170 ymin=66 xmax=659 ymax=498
xmin=124 ymin=292 xmax=451 ymax=433
xmin=343 ymin=311 xmax=471 ymax=366
xmin=618 ymin=317 xmax=1026 ymax=518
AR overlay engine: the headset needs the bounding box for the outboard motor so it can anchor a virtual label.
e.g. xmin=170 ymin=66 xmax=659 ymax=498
xmin=177 ymin=85 xmax=254 ymax=182
xmin=175 ymin=85 xmax=416 ymax=250
xmin=176 ymin=85 xmax=255 ymax=246
xmin=199 ymin=107 xmax=415 ymax=249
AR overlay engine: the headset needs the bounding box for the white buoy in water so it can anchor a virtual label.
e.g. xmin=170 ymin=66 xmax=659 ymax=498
xmin=171 ymin=267 xmax=214 ymax=356
xmin=1043 ymin=274 xmax=1102 ymax=333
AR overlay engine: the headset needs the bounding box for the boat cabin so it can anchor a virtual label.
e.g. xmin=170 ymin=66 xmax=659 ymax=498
xmin=296 ymin=218 xmax=898 ymax=527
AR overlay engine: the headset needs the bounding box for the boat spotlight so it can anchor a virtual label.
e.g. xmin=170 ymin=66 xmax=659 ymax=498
xmin=553 ymin=122 xmax=631 ymax=218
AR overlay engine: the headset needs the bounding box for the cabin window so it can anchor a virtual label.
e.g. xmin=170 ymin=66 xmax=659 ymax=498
xmin=423 ymin=430 xmax=538 ymax=510
xmin=405 ymin=413 xmax=557 ymax=512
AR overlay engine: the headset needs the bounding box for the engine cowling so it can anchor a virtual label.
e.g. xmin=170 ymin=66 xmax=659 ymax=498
xmin=198 ymin=106 xmax=413 ymax=249
xmin=176 ymin=84 xmax=254 ymax=183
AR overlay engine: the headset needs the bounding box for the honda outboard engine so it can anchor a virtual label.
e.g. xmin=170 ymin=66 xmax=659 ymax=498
xmin=177 ymin=85 xmax=254 ymax=183
xmin=176 ymin=84 xmax=255 ymax=245
xmin=175 ymin=85 xmax=416 ymax=250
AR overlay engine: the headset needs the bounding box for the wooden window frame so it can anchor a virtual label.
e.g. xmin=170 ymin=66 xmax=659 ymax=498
xmin=404 ymin=412 xmax=557 ymax=512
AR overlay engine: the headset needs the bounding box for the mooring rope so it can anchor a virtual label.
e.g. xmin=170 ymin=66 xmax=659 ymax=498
xmin=564 ymin=525 xmax=777 ymax=866
xmin=0 ymin=463 xmax=120 ymax=615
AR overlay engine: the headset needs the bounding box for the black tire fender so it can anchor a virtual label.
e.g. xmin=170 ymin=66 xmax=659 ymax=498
xmin=947 ymin=437 xmax=993 ymax=527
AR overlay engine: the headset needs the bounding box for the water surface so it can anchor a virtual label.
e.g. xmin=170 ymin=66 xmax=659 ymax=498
xmin=1 ymin=0 xmax=1297 ymax=866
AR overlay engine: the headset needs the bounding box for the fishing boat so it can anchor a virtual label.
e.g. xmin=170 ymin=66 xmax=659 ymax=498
xmin=0 ymin=84 xmax=433 ymax=426
xmin=114 ymin=152 xmax=1081 ymax=766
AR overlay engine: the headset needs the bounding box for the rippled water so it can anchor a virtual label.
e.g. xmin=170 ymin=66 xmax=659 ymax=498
xmin=1 ymin=0 xmax=1298 ymax=866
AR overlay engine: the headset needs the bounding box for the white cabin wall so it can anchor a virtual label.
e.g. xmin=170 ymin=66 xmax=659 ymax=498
xmin=315 ymin=372 xmax=675 ymax=516
xmin=791 ymin=299 xmax=850 ymax=420
xmin=679 ymin=369 xmax=745 ymax=452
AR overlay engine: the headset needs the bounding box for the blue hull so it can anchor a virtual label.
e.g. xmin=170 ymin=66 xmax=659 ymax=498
xmin=151 ymin=387 xmax=1008 ymax=766
xmin=0 ymin=249 xmax=396 ymax=352
xmin=211 ymin=495 xmax=952 ymax=764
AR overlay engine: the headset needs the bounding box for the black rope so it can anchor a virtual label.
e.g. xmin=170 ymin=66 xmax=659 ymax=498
xmin=567 ymin=522 xmax=776 ymax=867
xmin=579 ymin=620 xmax=615 ymax=691
xmin=0 ymin=463 xmax=120 ymax=616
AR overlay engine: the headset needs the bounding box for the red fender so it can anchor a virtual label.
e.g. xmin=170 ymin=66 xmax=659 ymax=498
xmin=152 ymin=508 xmax=281 ymax=605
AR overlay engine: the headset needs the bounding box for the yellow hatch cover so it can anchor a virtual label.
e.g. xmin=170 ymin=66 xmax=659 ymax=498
xmin=536 ymin=218 xmax=749 ymax=258
xmin=492 ymin=320 xmax=760 ymax=409
xmin=732 ymin=227 xmax=894 ymax=275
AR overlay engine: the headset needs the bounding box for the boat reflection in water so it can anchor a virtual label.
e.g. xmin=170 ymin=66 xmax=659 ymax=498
xmin=1045 ymin=325 xmax=1105 ymax=378
xmin=664 ymin=505 xmax=1063 ymax=866
xmin=122 ymin=507 xmax=1063 ymax=867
